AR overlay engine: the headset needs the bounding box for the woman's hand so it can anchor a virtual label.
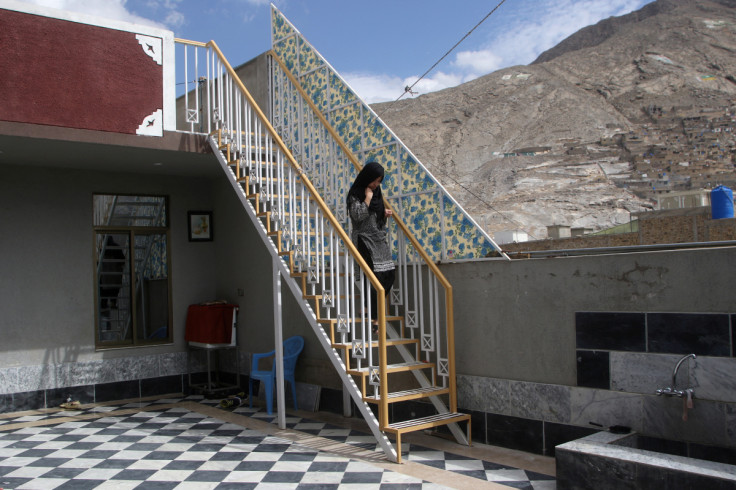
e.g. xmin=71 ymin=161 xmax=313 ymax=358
xmin=385 ymin=209 xmax=393 ymax=218
xmin=364 ymin=187 xmax=373 ymax=205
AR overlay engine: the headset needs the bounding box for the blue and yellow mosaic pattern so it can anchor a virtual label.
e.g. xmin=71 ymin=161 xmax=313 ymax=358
xmin=271 ymin=6 xmax=499 ymax=260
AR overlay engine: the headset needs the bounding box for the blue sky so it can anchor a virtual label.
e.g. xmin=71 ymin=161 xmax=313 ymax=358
xmin=20 ymin=0 xmax=653 ymax=102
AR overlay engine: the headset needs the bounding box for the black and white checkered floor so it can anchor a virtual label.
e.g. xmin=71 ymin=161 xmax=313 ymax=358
xmin=0 ymin=396 xmax=556 ymax=489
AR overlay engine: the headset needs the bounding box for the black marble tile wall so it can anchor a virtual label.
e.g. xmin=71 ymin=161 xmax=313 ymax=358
xmin=47 ymin=385 xmax=94 ymax=407
xmin=464 ymin=409 xmax=486 ymax=445
xmin=141 ymin=374 xmax=183 ymax=398
xmin=544 ymin=422 xmax=598 ymax=456
xmin=391 ymin=399 xmax=436 ymax=424
xmin=689 ymin=442 xmax=736 ymax=465
xmin=576 ymin=312 xmax=646 ymax=351
xmin=636 ymin=435 xmax=688 ymax=457
xmin=485 ymin=412 xmax=543 ymax=454
xmin=576 ymin=311 xmax=734 ymax=358
xmin=318 ymin=386 xmax=344 ymax=414
xmin=1 ymin=375 xmax=191 ymax=413
xmin=576 ymin=350 xmax=610 ymax=389
xmin=95 ymin=379 xmax=140 ymax=403
xmin=13 ymin=390 xmax=47 ymax=412
xmin=0 ymin=393 xmax=12 ymax=413
xmin=647 ymin=313 xmax=730 ymax=356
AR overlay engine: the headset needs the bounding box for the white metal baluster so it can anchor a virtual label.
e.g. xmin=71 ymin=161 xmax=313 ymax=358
xmin=289 ymin=167 xmax=297 ymax=263
xmin=183 ymin=45 xmax=190 ymax=132
xmin=333 ymin=230 xmax=341 ymax=321
xmin=327 ymin=228 xmax=335 ymax=318
xmin=244 ymin=103 xmax=252 ymax=191
xmin=427 ymin=265 xmax=434 ymax=347
xmin=418 ymin=260 xmax=426 ymax=361
xmin=227 ymin=75 xmax=233 ymax=143
xmin=253 ymin=118 xmax=260 ymax=190
xmin=300 ymin=187 xmax=307 ymax=273
xmin=194 ymin=47 xmax=200 ymax=133
xmin=399 ymin=233 xmax=408 ymax=336
xmin=345 ymin=245 xmax=353 ymax=345
xmin=434 ymin=275 xmax=445 ymax=387
xmin=206 ymin=47 xmax=212 ymax=133
xmin=411 ymin=250 xmax=419 ymax=338
xmin=236 ymin=92 xmax=242 ymax=174
xmin=277 ymin=150 xmax=284 ymax=232
xmin=268 ymin=136 xmax=273 ymax=207
xmin=215 ymin=59 xmax=222 ymax=127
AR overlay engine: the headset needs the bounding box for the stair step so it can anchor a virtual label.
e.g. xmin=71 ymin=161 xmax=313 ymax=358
xmin=332 ymin=338 xmax=418 ymax=350
xmin=318 ymin=316 xmax=403 ymax=326
xmin=385 ymin=412 xmax=470 ymax=433
xmin=385 ymin=412 xmax=471 ymax=464
xmin=364 ymin=386 xmax=450 ymax=404
xmin=347 ymin=361 xmax=433 ymax=377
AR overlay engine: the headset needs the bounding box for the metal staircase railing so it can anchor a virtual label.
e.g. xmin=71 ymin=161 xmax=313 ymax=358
xmin=175 ymin=38 xmax=470 ymax=463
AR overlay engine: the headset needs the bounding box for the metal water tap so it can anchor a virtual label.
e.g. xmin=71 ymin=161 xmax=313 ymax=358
xmin=656 ymin=353 xmax=696 ymax=397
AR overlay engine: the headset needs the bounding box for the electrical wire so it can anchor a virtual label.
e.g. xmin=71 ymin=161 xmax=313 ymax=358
xmin=396 ymin=0 xmax=509 ymax=102
xmin=389 ymin=0 xmax=535 ymax=238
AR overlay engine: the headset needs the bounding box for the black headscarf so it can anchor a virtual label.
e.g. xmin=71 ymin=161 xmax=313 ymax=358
xmin=347 ymin=162 xmax=386 ymax=227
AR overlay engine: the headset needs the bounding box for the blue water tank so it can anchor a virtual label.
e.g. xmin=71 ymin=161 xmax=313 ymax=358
xmin=711 ymin=185 xmax=734 ymax=219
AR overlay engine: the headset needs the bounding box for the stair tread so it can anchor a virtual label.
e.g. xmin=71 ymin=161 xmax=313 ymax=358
xmin=363 ymin=386 xmax=450 ymax=404
xmin=332 ymin=338 xmax=418 ymax=349
xmin=318 ymin=316 xmax=403 ymax=324
xmin=385 ymin=412 xmax=470 ymax=432
xmin=348 ymin=361 xmax=432 ymax=374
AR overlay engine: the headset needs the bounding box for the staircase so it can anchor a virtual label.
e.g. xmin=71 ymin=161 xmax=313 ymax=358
xmin=177 ymin=40 xmax=470 ymax=464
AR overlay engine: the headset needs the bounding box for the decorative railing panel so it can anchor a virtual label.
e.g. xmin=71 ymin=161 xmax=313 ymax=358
xmin=270 ymin=6 xmax=501 ymax=261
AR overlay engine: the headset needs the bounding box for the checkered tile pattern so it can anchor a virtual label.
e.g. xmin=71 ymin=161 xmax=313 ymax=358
xmin=0 ymin=396 xmax=556 ymax=489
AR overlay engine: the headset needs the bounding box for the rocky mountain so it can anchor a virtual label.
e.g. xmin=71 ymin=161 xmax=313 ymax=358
xmin=372 ymin=0 xmax=736 ymax=240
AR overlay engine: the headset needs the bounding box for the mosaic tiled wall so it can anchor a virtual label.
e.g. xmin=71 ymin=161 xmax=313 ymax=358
xmin=270 ymin=7 xmax=500 ymax=261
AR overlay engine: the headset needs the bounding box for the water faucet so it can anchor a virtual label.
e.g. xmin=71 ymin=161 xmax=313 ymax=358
xmin=656 ymin=353 xmax=696 ymax=397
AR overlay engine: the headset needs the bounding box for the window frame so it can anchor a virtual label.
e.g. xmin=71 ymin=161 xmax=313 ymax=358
xmin=93 ymin=193 xmax=173 ymax=349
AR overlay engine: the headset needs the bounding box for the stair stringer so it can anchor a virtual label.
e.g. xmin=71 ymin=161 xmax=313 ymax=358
xmin=208 ymin=135 xmax=399 ymax=463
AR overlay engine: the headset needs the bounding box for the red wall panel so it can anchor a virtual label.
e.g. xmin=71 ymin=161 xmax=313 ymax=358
xmin=0 ymin=9 xmax=162 ymax=134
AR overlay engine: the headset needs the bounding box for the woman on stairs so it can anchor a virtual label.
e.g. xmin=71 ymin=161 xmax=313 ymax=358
xmin=347 ymin=162 xmax=395 ymax=327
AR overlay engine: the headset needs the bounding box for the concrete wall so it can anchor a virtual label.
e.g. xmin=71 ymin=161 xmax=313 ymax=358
xmin=233 ymin=53 xmax=271 ymax=116
xmin=438 ymin=248 xmax=736 ymax=453
xmin=0 ymin=163 xmax=218 ymax=365
xmin=0 ymin=157 xmax=339 ymax=402
xmin=442 ymin=249 xmax=735 ymax=385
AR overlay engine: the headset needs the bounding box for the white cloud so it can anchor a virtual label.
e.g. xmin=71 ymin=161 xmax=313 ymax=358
xmin=18 ymin=0 xmax=180 ymax=29
xmin=342 ymin=72 xmax=405 ymax=104
xmin=163 ymin=9 xmax=185 ymax=27
xmin=389 ymin=0 xmax=649 ymax=101
xmin=474 ymin=0 xmax=648 ymax=68
xmin=454 ymin=49 xmax=504 ymax=76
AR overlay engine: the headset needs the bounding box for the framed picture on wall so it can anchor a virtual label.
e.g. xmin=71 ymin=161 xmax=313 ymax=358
xmin=188 ymin=211 xmax=213 ymax=242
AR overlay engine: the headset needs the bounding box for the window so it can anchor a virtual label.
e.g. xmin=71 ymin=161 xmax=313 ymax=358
xmin=93 ymin=194 xmax=171 ymax=348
